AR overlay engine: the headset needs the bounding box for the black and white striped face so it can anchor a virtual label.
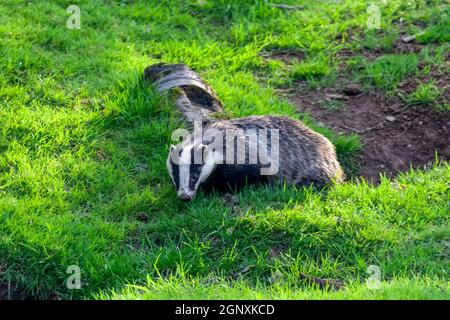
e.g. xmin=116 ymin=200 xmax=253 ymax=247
xmin=166 ymin=143 xmax=216 ymax=201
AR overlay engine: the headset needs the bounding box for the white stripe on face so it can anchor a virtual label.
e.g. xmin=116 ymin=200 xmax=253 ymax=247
xmin=166 ymin=156 xmax=174 ymax=185
xmin=195 ymin=151 xmax=215 ymax=190
xmin=178 ymin=146 xmax=193 ymax=196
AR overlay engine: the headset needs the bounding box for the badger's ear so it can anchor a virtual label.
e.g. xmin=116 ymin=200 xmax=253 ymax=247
xmin=170 ymin=145 xmax=176 ymax=152
xmin=203 ymin=135 xmax=216 ymax=145
xmin=197 ymin=144 xmax=208 ymax=153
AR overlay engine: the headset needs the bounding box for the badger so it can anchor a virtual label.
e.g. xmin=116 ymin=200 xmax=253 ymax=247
xmin=167 ymin=115 xmax=344 ymax=201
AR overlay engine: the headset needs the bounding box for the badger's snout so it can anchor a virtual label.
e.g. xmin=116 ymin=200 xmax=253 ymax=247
xmin=167 ymin=141 xmax=214 ymax=202
xmin=178 ymin=193 xmax=192 ymax=201
xmin=177 ymin=189 xmax=196 ymax=201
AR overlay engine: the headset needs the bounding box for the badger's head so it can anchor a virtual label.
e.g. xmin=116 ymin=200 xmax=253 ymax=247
xmin=166 ymin=138 xmax=217 ymax=201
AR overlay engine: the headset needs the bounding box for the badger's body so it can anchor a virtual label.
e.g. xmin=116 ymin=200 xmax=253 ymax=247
xmin=167 ymin=115 xmax=344 ymax=200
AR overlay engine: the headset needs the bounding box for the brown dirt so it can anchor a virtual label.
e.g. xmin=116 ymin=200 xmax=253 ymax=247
xmin=264 ymin=36 xmax=449 ymax=183
xmin=365 ymin=39 xmax=425 ymax=58
xmin=290 ymin=89 xmax=450 ymax=183
xmin=338 ymin=37 xmax=428 ymax=67
xmin=392 ymin=38 xmax=425 ymax=54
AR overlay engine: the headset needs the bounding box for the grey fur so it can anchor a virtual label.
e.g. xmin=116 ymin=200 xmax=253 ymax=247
xmin=167 ymin=115 xmax=344 ymax=199
xmin=207 ymin=115 xmax=344 ymax=185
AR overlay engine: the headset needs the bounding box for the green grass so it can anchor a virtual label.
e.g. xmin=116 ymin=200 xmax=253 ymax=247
xmin=417 ymin=7 xmax=450 ymax=44
xmin=0 ymin=0 xmax=449 ymax=300
xmin=362 ymin=30 xmax=398 ymax=52
xmin=290 ymin=56 xmax=332 ymax=81
xmin=404 ymin=80 xmax=443 ymax=105
xmin=361 ymin=54 xmax=419 ymax=92
xmin=99 ymin=276 xmax=449 ymax=300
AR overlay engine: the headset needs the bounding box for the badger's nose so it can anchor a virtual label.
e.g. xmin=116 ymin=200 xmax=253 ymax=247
xmin=178 ymin=193 xmax=192 ymax=201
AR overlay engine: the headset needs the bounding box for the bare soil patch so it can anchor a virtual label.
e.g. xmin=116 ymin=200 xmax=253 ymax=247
xmin=337 ymin=40 xmax=426 ymax=66
xmin=264 ymin=37 xmax=449 ymax=182
xmin=290 ymin=89 xmax=450 ymax=182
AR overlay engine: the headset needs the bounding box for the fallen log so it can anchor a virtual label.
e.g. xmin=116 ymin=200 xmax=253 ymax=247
xmin=143 ymin=63 xmax=224 ymax=124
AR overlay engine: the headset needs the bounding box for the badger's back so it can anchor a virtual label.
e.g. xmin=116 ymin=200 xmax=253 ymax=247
xmin=206 ymin=115 xmax=344 ymax=187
